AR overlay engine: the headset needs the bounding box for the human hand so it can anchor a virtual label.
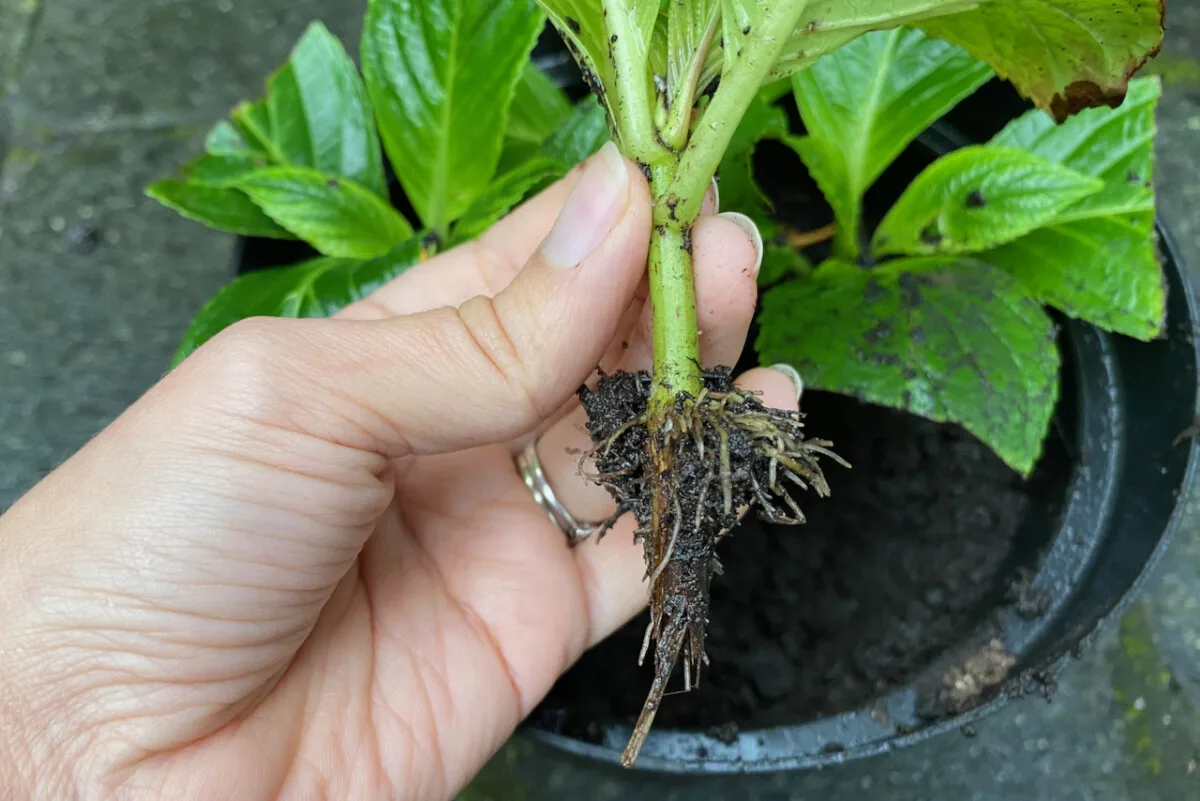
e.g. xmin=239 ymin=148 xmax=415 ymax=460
xmin=0 ymin=143 xmax=800 ymax=800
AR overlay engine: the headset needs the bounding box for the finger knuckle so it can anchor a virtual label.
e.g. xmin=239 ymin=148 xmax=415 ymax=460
xmin=466 ymin=237 xmax=520 ymax=296
xmin=453 ymin=295 xmax=543 ymax=422
xmin=192 ymin=317 xmax=296 ymax=416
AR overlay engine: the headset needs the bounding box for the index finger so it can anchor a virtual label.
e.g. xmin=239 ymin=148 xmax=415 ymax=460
xmin=336 ymin=167 xmax=584 ymax=321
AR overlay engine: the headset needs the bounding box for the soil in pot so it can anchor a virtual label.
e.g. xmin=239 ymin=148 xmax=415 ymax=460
xmin=534 ymin=386 xmax=1073 ymax=737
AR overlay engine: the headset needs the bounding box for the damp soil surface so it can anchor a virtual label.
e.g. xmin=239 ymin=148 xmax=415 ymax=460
xmin=534 ymin=390 xmax=1066 ymax=735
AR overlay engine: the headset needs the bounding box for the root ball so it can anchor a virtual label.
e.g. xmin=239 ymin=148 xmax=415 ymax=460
xmin=577 ymin=367 xmax=847 ymax=765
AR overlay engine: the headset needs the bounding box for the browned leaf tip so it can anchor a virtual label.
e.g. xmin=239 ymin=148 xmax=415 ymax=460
xmin=1047 ymin=0 xmax=1164 ymax=123
xmin=1048 ymin=79 xmax=1129 ymax=123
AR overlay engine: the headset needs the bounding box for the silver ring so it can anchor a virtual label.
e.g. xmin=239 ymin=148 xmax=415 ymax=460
xmin=516 ymin=440 xmax=601 ymax=545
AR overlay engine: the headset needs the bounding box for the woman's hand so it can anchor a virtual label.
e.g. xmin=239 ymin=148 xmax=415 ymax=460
xmin=0 ymin=144 xmax=798 ymax=800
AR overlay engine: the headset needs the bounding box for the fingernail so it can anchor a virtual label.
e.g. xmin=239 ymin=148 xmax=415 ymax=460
xmin=542 ymin=142 xmax=629 ymax=268
xmin=718 ymin=211 xmax=764 ymax=277
xmin=769 ymin=363 xmax=805 ymax=403
xmin=701 ymin=177 xmax=720 ymax=215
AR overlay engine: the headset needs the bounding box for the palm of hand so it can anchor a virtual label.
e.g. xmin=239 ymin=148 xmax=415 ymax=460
xmin=141 ymin=447 xmax=622 ymax=801
xmin=1 ymin=168 xmax=773 ymax=801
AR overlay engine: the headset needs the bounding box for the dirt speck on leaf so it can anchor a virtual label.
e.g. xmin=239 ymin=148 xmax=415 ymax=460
xmin=864 ymin=320 xmax=893 ymax=344
xmin=863 ymin=277 xmax=885 ymax=304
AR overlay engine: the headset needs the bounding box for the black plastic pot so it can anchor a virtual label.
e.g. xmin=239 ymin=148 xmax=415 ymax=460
xmin=517 ymin=71 xmax=1199 ymax=772
xmin=230 ymin=39 xmax=1200 ymax=776
xmin=524 ymin=220 xmax=1198 ymax=773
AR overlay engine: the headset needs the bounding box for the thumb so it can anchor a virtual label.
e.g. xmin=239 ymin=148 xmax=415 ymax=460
xmin=188 ymin=142 xmax=650 ymax=458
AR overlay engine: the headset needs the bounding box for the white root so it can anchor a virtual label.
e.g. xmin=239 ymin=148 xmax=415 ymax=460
xmin=648 ymin=495 xmax=683 ymax=586
xmin=638 ymin=618 xmax=654 ymax=666
xmin=718 ymin=427 xmax=732 ymax=514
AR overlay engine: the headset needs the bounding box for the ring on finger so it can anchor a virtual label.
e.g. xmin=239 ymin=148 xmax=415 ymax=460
xmin=516 ymin=440 xmax=604 ymax=546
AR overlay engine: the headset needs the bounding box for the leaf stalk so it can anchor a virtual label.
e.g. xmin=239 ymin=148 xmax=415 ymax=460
xmin=666 ymin=0 xmax=813 ymax=222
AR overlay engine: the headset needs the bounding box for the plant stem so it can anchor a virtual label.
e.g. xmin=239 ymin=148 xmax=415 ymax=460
xmin=659 ymin=5 xmax=721 ymax=152
xmin=666 ymin=0 xmax=813 ymax=223
xmin=645 ymin=0 xmax=811 ymax=416
xmin=648 ymin=163 xmax=703 ymax=415
xmin=601 ymin=0 xmax=671 ymax=165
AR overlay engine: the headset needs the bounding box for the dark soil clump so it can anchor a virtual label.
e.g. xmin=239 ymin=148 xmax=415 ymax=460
xmin=577 ymin=368 xmax=842 ymax=763
xmin=536 ymin=390 xmax=1048 ymax=733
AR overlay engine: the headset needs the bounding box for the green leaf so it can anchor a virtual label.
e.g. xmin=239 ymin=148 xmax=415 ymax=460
xmin=872 ymin=146 xmax=1103 ymax=257
xmin=362 ymin=0 xmax=543 ymax=231
xmin=204 ymin=120 xmax=256 ymax=157
xmin=183 ymin=153 xmax=269 ymax=188
xmin=758 ymin=77 xmax=793 ymax=105
xmin=921 ymin=0 xmax=1164 ymax=121
xmin=790 ymin=28 xmax=993 ymax=259
xmin=266 ymin=22 xmax=386 ymax=196
xmin=718 ymin=92 xmax=788 ymax=232
xmin=541 ymin=98 xmax=610 ymax=168
xmin=231 ymin=99 xmax=279 ymax=160
xmin=980 ymin=217 xmax=1163 ymax=340
xmin=728 ymin=88 xmax=789 ymax=155
xmin=980 ymin=77 xmax=1163 ymax=339
xmin=648 ymin=10 xmax=671 ymax=90
xmin=235 ymin=167 xmax=414 ymax=259
xmin=506 ymin=63 xmax=573 ymax=145
xmin=451 ymin=157 xmax=564 ymax=243
xmin=537 ymin=0 xmax=661 ymax=162
xmin=770 ymin=1 xmax=1162 ymax=121
xmin=146 ymin=180 xmax=295 ymax=239
xmin=757 ymin=257 xmax=1059 ymax=474
xmin=495 ymin=140 xmax=546 ymax=176
xmin=774 ymin=1 xmax=978 ymax=77
xmin=759 ymin=245 xmax=812 ymax=286
xmin=784 ymin=135 xmax=841 ymax=231
xmin=174 ymin=238 xmax=425 ymax=366
xmin=991 ymin=78 xmax=1159 ymax=194
xmin=667 ymin=0 xmax=719 ymax=112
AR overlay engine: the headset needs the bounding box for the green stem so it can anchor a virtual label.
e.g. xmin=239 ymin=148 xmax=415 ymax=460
xmin=648 ymin=167 xmax=703 ymax=415
xmin=665 ymin=0 xmax=812 ymax=222
xmin=601 ymin=0 xmax=672 ymax=165
xmin=832 ymin=208 xmax=862 ymax=263
xmin=646 ymin=1 xmax=811 ymax=415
